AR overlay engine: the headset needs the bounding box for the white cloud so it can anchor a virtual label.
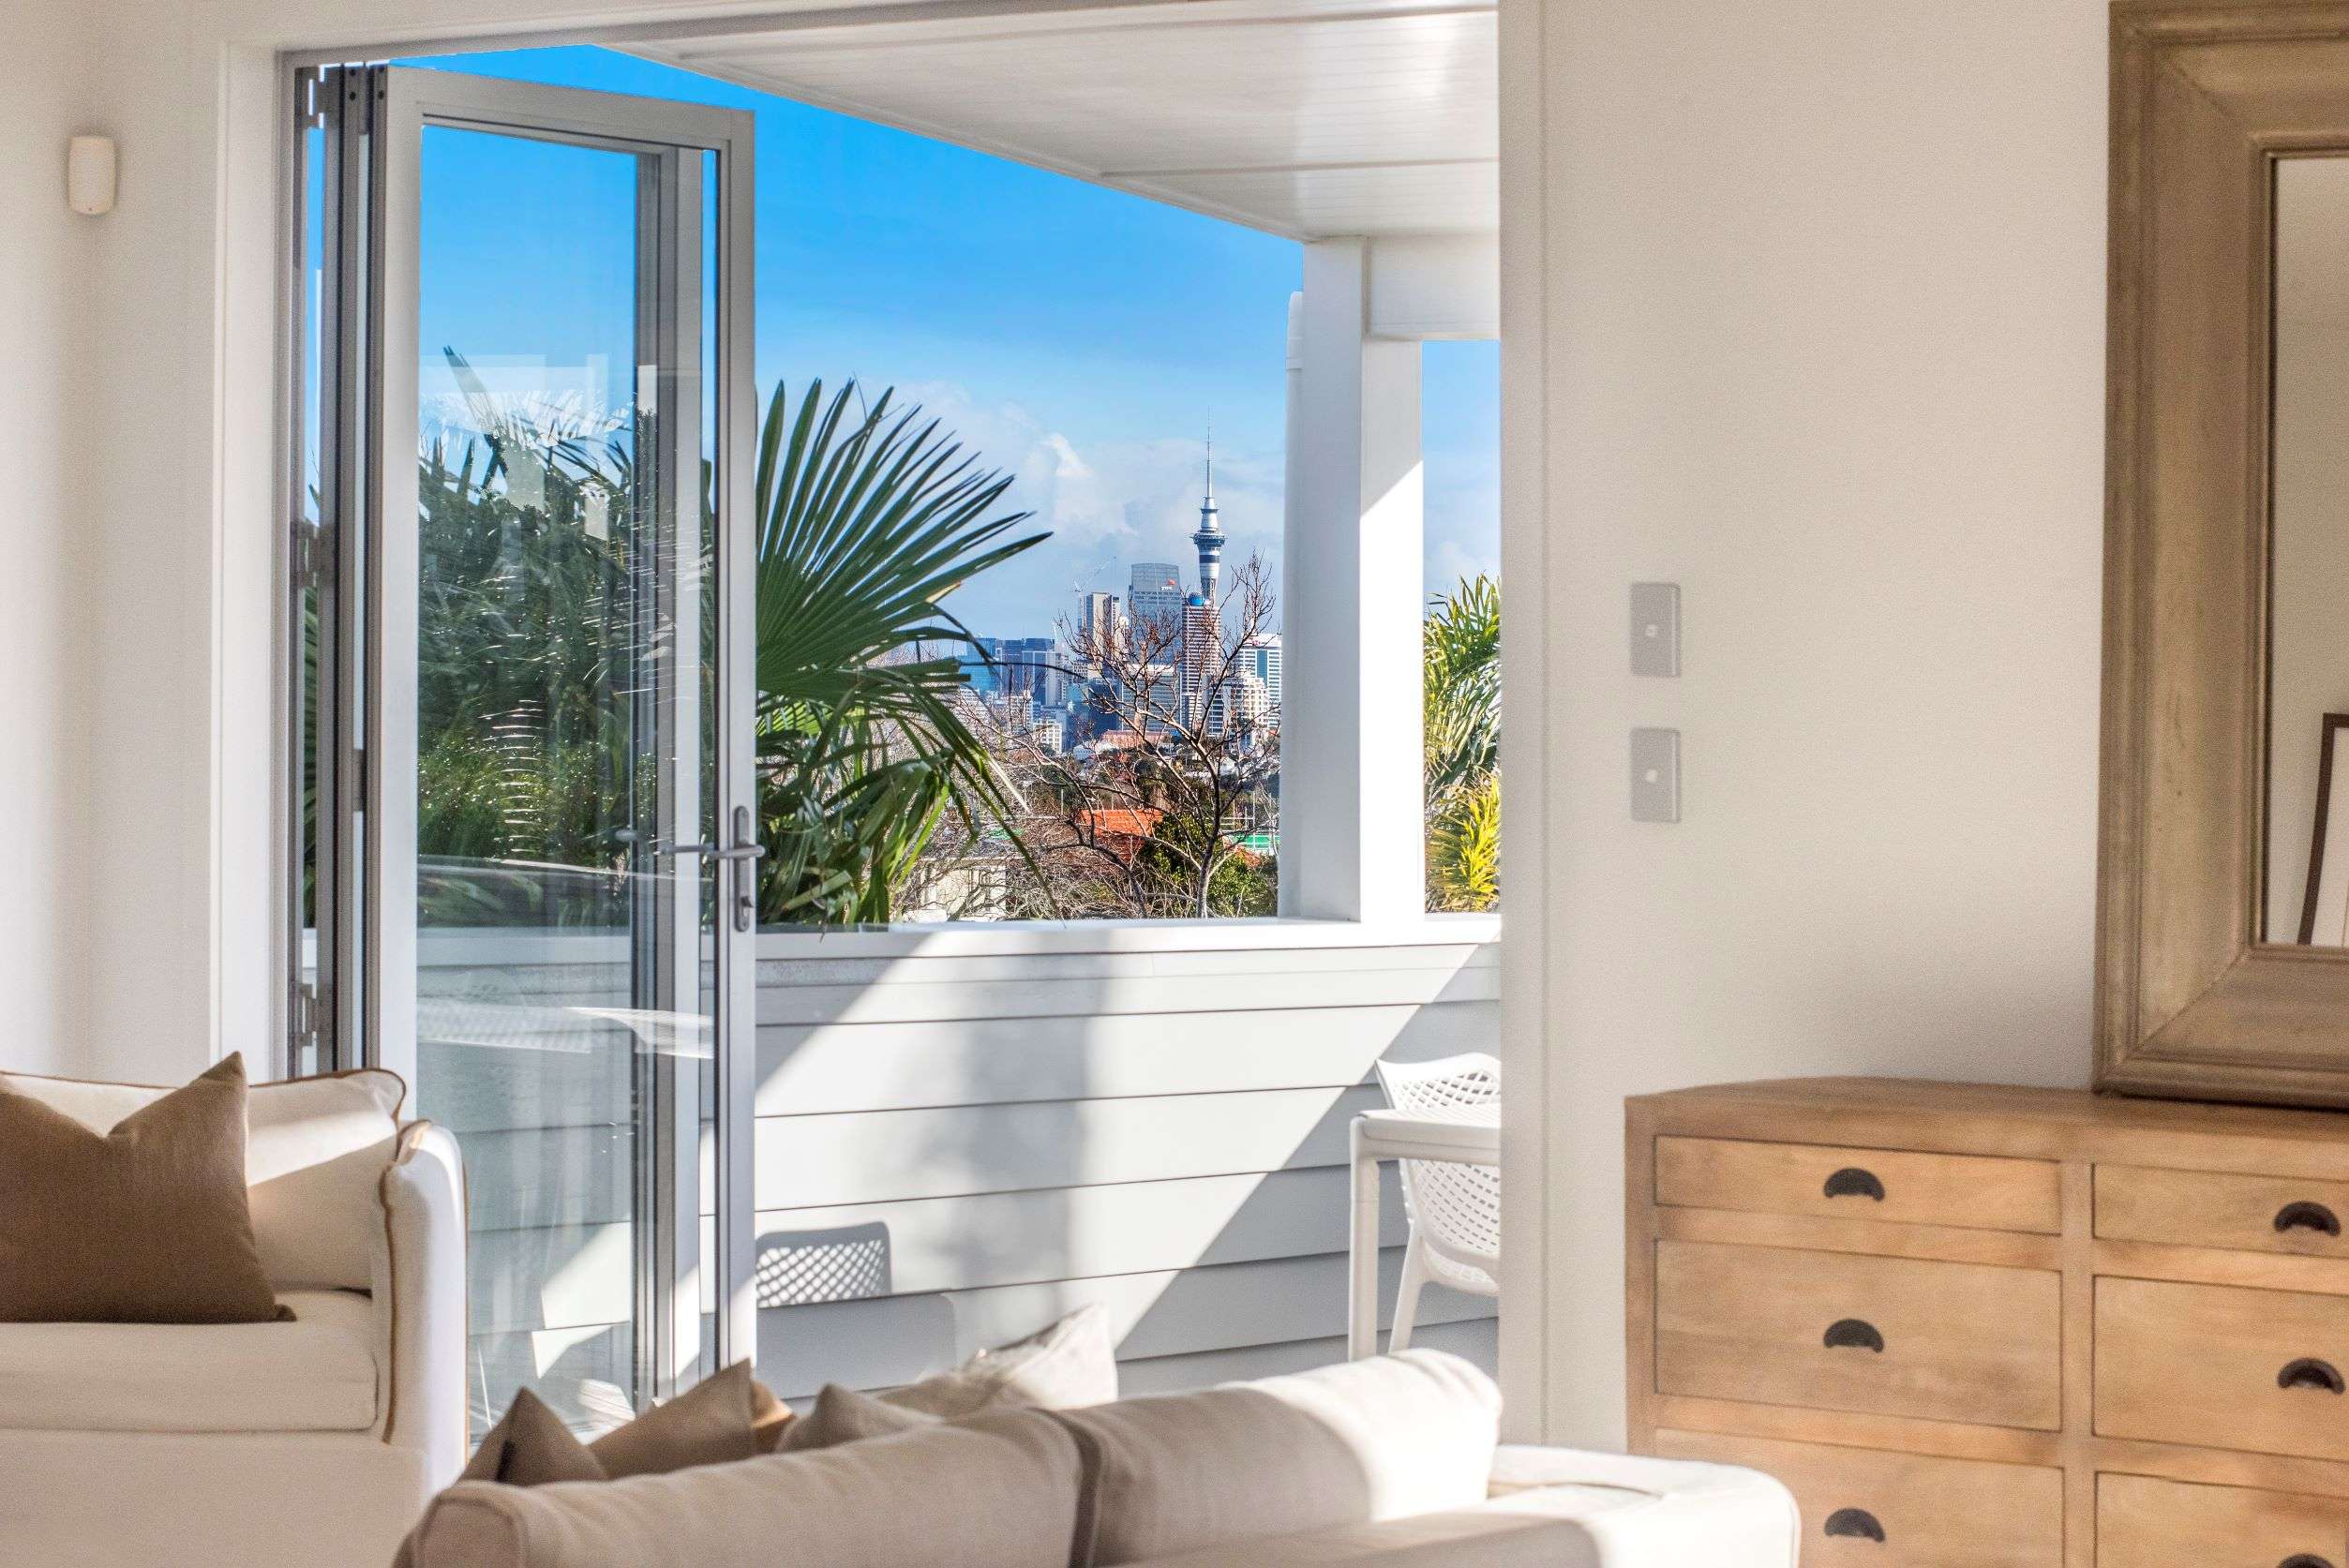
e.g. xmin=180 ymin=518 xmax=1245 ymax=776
xmin=886 ymin=381 xmax=1287 ymax=637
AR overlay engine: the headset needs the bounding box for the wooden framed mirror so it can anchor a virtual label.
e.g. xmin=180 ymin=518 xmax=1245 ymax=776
xmin=2101 ymin=2 xmax=2349 ymax=1106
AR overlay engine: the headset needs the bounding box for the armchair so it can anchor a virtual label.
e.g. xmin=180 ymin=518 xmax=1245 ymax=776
xmin=0 ymin=1067 xmax=465 ymax=1568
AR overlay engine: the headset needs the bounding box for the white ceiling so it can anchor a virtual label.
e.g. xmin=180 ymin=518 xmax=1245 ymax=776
xmin=627 ymin=0 xmax=1498 ymax=241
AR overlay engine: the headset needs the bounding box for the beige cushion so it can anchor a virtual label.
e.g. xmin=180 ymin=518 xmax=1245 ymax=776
xmin=1054 ymin=1350 xmax=1502 ymax=1567
xmin=0 ymin=1288 xmax=378 ymax=1431
xmin=461 ymin=1390 xmax=606 ymax=1486
xmin=457 ymin=1362 xmax=791 ymax=1486
xmin=0 ymin=1065 xmax=405 ymax=1291
xmin=780 ymin=1382 xmax=935 ymax=1451
xmin=404 ymin=1409 xmax=1085 ymax=1568
xmin=1125 ymin=1510 xmax=1633 ymax=1567
xmin=889 ymin=1304 xmax=1118 ymax=1416
xmin=1131 ymin=1449 xmax=1801 ymax=1567
xmin=0 ymin=1054 xmax=282 ymax=1323
xmin=588 ymin=1360 xmax=791 ymax=1476
xmin=784 ymin=1305 xmax=1117 ymax=1453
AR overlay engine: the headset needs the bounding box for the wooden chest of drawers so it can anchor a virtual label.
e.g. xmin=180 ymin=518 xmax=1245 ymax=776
xmin=1628 ymin=1080 xmax=2349 ymax=1568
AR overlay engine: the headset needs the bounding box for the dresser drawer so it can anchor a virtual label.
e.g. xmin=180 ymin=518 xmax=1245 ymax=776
xmin=2098 ymin=1473 xmax=2348 ymax=1568
xmin=2099 ymin=1278 xmax=2349 ymax=1462
xmin=1655 ymin=1137 xmax=2061 ymax=1232
xmin=1654 ymin=1240 xmax=2062 ymax=1428
xmin=2098 ymin=1165 xmax=2349 ymax=1258
xmin=1652 ymin=1430 xmax=2061 ymax=1567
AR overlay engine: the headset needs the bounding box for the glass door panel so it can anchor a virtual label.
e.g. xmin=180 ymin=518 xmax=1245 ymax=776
xmin=358 ymin=65 xmax=756 ymax=1438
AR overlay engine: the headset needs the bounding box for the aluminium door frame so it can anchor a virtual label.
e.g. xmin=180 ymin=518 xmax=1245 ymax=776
xmin=298 ymin=62 xmax=759 ymax=1384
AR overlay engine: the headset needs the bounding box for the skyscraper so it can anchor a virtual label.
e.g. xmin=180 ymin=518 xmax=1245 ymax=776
xmin=1189 ymin=427 xmax=1225 ymax=606
xmin=1075 ymin=590 xmax=1120 ymax=674
xmin=1180 ymin=591 xmax=1221 ymax=724
xmin=1129 ymin=562 xmax=1183 ymax=638
xmin=1240 ymin=633 xmax=1282 ymax=712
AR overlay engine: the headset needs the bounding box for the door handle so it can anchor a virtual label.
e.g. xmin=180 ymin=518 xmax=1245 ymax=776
xmin=2279 ymin=1358 xmax=2345 ymax=1395
xmin=1822 ymin=1319 xmax=1885 ymax=1353
xmin=662 ymin=840 xmax=770 ymax=863
xmin=615 ymin=829 xmax=767 ymax=863
xmin=723 ymin=805 xmax=763 ymax=933
xmin=1822 ymin=1168 xmax=1886 ymax=1202
xmin=680 ymin=841 xmax=768 ymax=864
xmin=2276 ymin=1202 xmax=2342 ymax=1237
xmin=1822 ymin=1508 xmax=1885 ymax=1543
xmin=620 ymin=811 xmax=764 ymax=931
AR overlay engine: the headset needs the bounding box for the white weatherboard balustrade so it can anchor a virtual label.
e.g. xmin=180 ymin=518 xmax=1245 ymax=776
xmin=416 ymin=919 xmax=1499 ymax=1426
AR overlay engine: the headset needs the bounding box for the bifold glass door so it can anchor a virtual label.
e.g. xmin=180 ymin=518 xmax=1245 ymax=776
xmin=291 ymin=64 xmax=757 ymax=1434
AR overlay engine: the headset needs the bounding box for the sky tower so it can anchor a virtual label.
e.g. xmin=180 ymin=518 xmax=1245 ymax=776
xmin=1190 ymin=423 xmax=1225 ymax=605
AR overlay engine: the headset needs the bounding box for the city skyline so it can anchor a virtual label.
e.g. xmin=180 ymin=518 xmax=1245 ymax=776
xmin=956 ymin=455 xmax=1282 ymax=761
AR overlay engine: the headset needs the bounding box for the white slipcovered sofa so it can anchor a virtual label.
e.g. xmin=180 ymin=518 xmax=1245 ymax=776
xmin=0 ymin=1068 xmax=466 ymax=1568
xmin=402 ymin=1350 xmax=1796 ymax=1568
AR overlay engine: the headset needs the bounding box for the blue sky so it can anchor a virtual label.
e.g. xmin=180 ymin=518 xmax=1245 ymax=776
xmin=412 ymin=45 xmax=1498 ymax=638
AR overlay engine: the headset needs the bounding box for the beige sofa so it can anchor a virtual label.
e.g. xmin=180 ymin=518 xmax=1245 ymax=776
xmin=0 ymin=1068 xmax=466 ymax=1568
xmin=402 ymin=1351 xmax=1797 ymax=1567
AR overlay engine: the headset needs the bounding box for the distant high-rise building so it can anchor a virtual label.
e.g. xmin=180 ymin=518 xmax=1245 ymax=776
xmin=994 ymin=635 xmax=1061 ymax=707
xmin=1119 ymin=661 xmax=1181 ymax=734
xmin=1211 ymin=671 xmax=1272 ymax=739
xmin=958 ymin=636 xmax=1005 ymax=694
xmin=1180 ymin=592 xmax=1222 ymax=723
xmin=1190 ymin=427 xmax=1225 ymax=606
xmin=1240 ymin=633 xmax=1282 ymax=712
xmin=1075 ymin=590 xmax=1121 ymax=673
xmin=1129 ymin=562 xmax=1184 ymax=639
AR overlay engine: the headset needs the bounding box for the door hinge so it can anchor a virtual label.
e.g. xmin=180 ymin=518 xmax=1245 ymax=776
xmin=290 ymin=979 xmax=332 ymax=1070
xmin=292 ymin=520 xmax=336 ymax=593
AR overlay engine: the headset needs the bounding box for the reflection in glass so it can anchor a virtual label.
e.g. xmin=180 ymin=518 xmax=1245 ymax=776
xmin=2268 ymin=157 xmax=2349 ymax=946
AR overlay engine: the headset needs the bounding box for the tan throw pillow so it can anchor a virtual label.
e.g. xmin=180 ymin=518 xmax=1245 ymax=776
xmin=590 ymin=1360 xmax=793 ymax=1477
xmin=0 ymin=1064 xmax=407 ymax=1291
xmin=780 ymin=1382 xmax=936 ymax=1451
xmin=784 ymin=1305 xmax=1119 ymax=1453
xmin=0 ymin=1053 xmax=282 ymax=1324
xmin=460 ymin=1389 xmax=607 ymax=1486
xmin=458 ymin=1362 xmax=793 ymax=1486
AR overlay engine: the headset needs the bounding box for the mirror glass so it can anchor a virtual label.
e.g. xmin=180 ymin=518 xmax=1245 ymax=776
xmin=2267 ymin=157 xmax=2349 ymax=945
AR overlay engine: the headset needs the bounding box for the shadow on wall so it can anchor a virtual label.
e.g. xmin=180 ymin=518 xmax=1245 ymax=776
xmin=757 ymin=1221 xmax=891 ymax=1306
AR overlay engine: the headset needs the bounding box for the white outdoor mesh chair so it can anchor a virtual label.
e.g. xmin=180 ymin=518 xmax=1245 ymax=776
xmin=1373 ymin=1052 xmax=1501 ymax=1350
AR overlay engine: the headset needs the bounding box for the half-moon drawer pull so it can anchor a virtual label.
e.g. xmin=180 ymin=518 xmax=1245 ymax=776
xmin=2279 ymin=1556 xmax=2336 ymax=1568
xmin=1822 ymin=1508 xmax=1885 ymax=1543
xmin=1822 ymin=1167 xmax=1886 ymax=1202
xmin=2276 ymin=1202 xmax=2342 ymax=1237
xmin=1822 ymin=1318 xmax=1885 ymax=1353
xmin=2279 ymin=1358 xmax=2345 ymax=1395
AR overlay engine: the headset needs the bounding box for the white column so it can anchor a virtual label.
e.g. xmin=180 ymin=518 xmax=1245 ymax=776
xmin=1281 ymin=239 xmax=1426 ymax=922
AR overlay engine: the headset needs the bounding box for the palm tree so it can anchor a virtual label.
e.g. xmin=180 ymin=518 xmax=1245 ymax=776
xmin=1424 ymin=574 xmax=1501 ymax=912
xmin=753 ymin=380 xmax=1050 ymax=923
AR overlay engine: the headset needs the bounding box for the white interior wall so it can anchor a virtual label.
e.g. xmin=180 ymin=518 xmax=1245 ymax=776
xmin=74 ymin=0 xmax=220 ymax=1083
xmin=1513 ymin=0 xmax=2110 ymax=1446
xmin=0 ymin=3 xmax=96 ymax=1076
